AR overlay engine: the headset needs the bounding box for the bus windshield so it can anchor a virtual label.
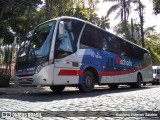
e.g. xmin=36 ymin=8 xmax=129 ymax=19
xmin=17 ymin=20 xmax=56 ymax=63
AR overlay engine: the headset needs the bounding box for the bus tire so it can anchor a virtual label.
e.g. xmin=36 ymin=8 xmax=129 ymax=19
xmin=143 ymin=83 xmax=146 ymax=86
xmin=136 ymin=74 xmax=142 ymax=88
xmin=131 ymin=74 xmax=142 ymax=88
xmin=156 ymin=79 xmax=160 ymax=85
xmin=152 ymin=82 xmax=155 ymax=85
xmin=78 ymin=70 xmax=95 ymax=93
xmin=50 ymin=85 xmax=65 ymax=93
xmin=108 ymin=84 xmax=119 ymax=89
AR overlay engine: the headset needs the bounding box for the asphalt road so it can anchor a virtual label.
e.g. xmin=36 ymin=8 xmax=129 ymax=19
xmin=0 ymin=84 xmax=160 ymax=120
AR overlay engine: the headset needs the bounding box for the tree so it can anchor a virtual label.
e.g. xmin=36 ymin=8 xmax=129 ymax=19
xmin=0 ymin=0 xmax=43 ymax=44
xmin=104 ymin=0 xmax=138 ymax=39
xmin=152 ymin=0 xmax=160 ymax=15
xmin=0 ymin=0 xmax=43 ymax=76
xmin=145 ymin=36 xmax=160 ymax=65
xmin=138 ymin=0 xmax=145 ymax=47
xmin=144 ymin=26 xmax=156 ymax=39
xmin=44 ymin=0 xmax=100 ymax=21
xmin=93 ymin=15 xmax=110 ymax=30
xmin=114 ymin=21 xmax=137 ymax=43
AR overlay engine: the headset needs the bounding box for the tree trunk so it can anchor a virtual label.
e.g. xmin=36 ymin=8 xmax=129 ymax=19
xmin=139 ymin=0 xmax=145 ymax=47
xmin=45 ymin=0 xmax=50 ymax=20
xmin=123 ymin=0 xmax=128 ymax=39
xmin=0 ymin=7 xmax=4 ymax=20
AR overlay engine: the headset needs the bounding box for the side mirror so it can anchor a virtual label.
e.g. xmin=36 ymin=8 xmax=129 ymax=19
xmin=59 ymin=21 xmax=65 ymax=35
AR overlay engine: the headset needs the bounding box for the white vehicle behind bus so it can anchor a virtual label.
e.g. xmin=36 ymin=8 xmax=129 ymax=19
xmin=152 ymin=66 xmax=160 ymax=85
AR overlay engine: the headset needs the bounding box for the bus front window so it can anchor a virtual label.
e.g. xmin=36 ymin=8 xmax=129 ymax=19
xmin=17 ymin=20 xmax=56 ymax=64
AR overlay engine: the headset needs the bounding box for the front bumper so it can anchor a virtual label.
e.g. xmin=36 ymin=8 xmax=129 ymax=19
xmin=14 ymin=64 xmax=54 ymax=86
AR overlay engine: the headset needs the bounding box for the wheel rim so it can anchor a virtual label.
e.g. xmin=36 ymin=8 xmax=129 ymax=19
xmin=84 ymin=76 xmax=93 ymax=87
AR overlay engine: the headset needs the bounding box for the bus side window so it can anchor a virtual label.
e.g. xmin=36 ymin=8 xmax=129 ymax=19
xmin=98 ymin=30 xmax=108 ymax=50
xmin=80 ymin=24 xmax=102 ymax=49
xmin=105 ymin=34 xmax=123 ymax=54
xmin=143 ymin=52 xmax=152 ymax=64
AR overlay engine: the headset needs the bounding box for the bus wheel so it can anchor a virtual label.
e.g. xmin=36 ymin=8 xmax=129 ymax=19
xmin=78 ymin=70 xmax=95 ymax=92
xmin=50 ymin=85 xmax=65 ymax=93
xmin=143 ymin=83 xmax=146 ymax=86
xmin=135 ymin=74 xmax=142 ymax=88
xmin=130 ymin=74 xmax=142 ymax=88
xmin=108 ymin=84 xmax=118 ymax=89
xmin=156 ymin=79 xmax=160 ymax=85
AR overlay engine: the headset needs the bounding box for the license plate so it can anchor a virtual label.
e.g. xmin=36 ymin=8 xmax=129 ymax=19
xmin=21 ymin=78 xmax=28 ymax=81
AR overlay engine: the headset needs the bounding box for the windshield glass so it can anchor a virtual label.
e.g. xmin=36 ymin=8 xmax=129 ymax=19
xmin=17 ymin=20 xmax=56 ymax=63
xmin=54 ymin=19 xmax=84 ymax=59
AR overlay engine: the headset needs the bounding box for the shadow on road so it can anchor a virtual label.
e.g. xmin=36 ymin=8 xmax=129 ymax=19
xmin=0 ymin=84 xmax=159 ymax=102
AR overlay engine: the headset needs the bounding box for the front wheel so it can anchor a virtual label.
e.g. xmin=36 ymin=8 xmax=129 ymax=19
xmin=78 ymin=70 xmax=95 ymax=93
xmin=50 ymin=85 xmax=65 ymax=93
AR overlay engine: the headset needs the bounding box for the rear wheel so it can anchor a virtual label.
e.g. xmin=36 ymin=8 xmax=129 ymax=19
xmin=156 ymin=79 xmax=160 ymax=85
xmin=143 ymin=83 xmax=146 ymax=86
xmin=78 ymin=70 xmax=95 ymax=92
xmin=50 ymin=85 xmax=65 ymax=93
xmin=131 ymin=74 xmax=142 ymax=88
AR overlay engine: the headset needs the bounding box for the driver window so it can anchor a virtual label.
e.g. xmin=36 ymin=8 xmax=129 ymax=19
xmin=55 ymin=19 xmax=84 ymax=59
xmin=56 ymin=20 xmax=74 ymax=52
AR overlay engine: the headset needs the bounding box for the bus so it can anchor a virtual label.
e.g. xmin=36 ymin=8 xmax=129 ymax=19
xmin=14 ymin=16 xmax=153 ymax=93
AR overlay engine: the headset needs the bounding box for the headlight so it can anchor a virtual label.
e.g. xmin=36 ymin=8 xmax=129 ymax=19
xmin=35 ymin=61 xmax=52 ymax=74
xmin=35 ymin=65 xmax=42 ymax=74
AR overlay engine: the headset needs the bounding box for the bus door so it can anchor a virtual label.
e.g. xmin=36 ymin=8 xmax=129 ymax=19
xmin=53 ymin=19 xmax=84 ymax=85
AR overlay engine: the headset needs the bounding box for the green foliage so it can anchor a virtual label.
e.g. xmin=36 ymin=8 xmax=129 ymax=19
xmin=0 ymin=0 xmax=43 ymax=44
xmin=145 ymin=35 xmax=160 ymax=65
xmin=114 ymin=21 xmax=136 ymax=42
xmin=45 ymin=0 xmax=99 ymax=22
xmin=92 ymin=15 xmax=110 ymax=30
xmin=152 ymin=0 xmax=160 ymax=15
xmin=72 ymin=2 xmax=90 ymax=20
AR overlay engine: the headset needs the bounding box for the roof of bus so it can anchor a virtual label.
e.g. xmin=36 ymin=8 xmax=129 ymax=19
xmin=44 ymin=16 xmax=149 ymax=52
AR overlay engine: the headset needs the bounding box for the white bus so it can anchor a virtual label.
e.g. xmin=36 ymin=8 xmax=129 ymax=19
xmin=14 ymin=16 xmax=153 ymax=92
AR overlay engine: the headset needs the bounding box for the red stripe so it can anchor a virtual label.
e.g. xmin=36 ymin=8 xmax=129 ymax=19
xmin=99 ymin=64 xmax=149 ymax=76
xmin=58 ymin=64 xmax=150 ymax=76
xmin=58 ymin=70 xmax=83 ymax=76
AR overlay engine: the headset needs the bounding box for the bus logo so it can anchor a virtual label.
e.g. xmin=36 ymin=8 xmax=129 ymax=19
xmin=116 ymin=57 xmax=132 ymax=66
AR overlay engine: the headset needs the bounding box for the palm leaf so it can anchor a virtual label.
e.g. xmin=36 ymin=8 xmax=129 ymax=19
xmin=114 ymin=8 xmax=123 ymax=20
xmin=107 ymin=4 xmax=120 ymax=17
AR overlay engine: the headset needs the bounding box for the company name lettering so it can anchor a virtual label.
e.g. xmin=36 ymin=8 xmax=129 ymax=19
xmin=120 ymin=59 xmax=132 ymax=66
